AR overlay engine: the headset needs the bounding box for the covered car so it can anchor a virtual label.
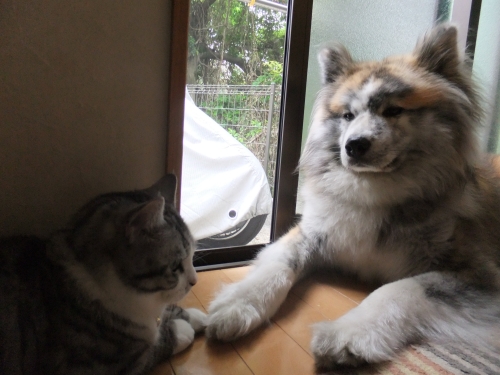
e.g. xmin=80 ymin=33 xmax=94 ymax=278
xmin=181 ymin=92 xmax=273 ymax=248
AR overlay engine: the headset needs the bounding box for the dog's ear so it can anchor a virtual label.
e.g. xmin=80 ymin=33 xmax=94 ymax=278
xmin=318 ymin=43 xmax=354 ymax=85
xmin=413 ymin=24 xmax=461 ymax=80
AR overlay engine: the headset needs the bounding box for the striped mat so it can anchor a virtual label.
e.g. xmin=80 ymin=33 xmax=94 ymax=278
xmin=326 ymin=342 xmax=500 ymax=375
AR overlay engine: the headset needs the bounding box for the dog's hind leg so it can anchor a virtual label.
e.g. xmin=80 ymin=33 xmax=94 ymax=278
xmin=311 ymin=271 xmax=500 ymax=369
xmin=206 ymin=226 xmax=317 ymax=341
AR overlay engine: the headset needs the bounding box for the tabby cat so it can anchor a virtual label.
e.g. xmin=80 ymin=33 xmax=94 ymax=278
xmin=0 ymin=174 xmax=206 ymax=375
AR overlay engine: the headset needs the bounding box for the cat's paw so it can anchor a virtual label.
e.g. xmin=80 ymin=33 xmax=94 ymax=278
xmin=172 ymin=319 xmax=195 ymax=355
xmin=185 ymin=308 xmax=207 ymax=333
xmin=207 ymin=285 xmax=263 ymax=341
xmin=311 ymin=319 xmax=396 ymax=370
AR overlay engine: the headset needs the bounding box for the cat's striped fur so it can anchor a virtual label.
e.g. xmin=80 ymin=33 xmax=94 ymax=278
xmin=0 ymin=174 xmax=206 ymax=375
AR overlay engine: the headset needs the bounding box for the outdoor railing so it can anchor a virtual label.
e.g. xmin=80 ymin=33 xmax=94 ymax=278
xmin=187 ymin=84 xmax=281 ymax=192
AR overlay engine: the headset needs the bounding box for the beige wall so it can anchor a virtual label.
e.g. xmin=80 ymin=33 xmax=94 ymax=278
xmin=0 ymin=1 xmax=172 ymax=236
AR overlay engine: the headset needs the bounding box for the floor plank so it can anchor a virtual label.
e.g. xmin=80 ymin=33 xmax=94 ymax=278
xmin=221 ymin=266 xmax=251 ymax=282
xmin=177 ymin=290 xmax=206 ymax=312
xmin=190 ymin=269 xmax=233 ymax=309
xmin=170 ymin=336 xmax=254 ymax=375
xmin=232 ymin=322 xmax=316 ymax=375
xmin=272 ymin=293 xmax=328 ymax=355
xmin=149 ymin=361 xmax=175 ymax=375
xmin=152 ymin=266 xmax=493 ymax=375
xmin=171 ymin=269 xmax=254 ymax=375
xmin=292 ymin=281 xmax=359 ymax=320
xmin=162 ymin=267 xmax=373 ymax=375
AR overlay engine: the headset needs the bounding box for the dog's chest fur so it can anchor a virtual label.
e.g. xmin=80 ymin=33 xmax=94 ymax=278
xmin=300 ymin=181 xmax=456 ymax=283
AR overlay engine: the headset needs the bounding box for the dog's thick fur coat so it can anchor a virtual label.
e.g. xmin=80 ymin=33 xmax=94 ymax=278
xmin=206 ymin=24 xmax=500 ymax=369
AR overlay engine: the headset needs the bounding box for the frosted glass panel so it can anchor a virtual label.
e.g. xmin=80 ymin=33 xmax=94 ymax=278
xmin=472 ymin=0 xmax=500 ymax=150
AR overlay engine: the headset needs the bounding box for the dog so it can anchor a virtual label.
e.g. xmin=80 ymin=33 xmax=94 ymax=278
xmin=206 ymin=24 xmax=500 ymax=370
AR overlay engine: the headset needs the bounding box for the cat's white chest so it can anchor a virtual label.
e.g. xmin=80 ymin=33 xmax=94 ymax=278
xmin=67 ymin=262 xmax=165 ymax=342
xmin=101 ymin=267 xmax=168 ymax=339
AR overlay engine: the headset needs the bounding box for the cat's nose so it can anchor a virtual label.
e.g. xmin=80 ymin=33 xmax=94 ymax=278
xmin=189 ymin=273 xmax=198 ymax=286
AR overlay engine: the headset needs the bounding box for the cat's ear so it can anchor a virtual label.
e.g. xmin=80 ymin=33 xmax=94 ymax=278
xmin=413 ymin=24 xmax=460 ymax=80
xmin=127 ymin=196 xmax=165 ymax=239
xmin=318 ymin=43 xmax=354 ymax=85
xmin=144 ymin=174 xmax=177 ymax=205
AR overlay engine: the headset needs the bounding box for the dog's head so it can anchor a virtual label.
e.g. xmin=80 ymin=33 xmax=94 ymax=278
xmin=302 ymin=24 xmax=481 ymax=182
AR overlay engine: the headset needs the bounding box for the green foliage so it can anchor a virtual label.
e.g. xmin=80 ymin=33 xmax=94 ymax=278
xmin=227 ymin=121 xmax=262 ymax=145
xmin=201 ymin=92 xmax=271 ymax=145
xmin=253 ymin=61 xmax=283 ymax=85
xmin=189 ymin=0 xmax=287 ymax=85
xmin=188 ymin=35 xmax=197 ymax=57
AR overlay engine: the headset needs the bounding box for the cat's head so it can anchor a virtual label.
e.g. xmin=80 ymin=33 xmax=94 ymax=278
xmin=61 ymin=174 xmax=197 ymax=304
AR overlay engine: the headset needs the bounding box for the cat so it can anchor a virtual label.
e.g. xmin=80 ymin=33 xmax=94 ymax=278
xmin=0 ymin=174 xmax=206 ymax=375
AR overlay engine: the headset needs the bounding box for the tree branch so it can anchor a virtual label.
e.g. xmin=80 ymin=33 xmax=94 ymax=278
xmin=189 ymin=0 xmax=218 ymax=30
xmin=198 ymin=47 xmax=247 ymax=74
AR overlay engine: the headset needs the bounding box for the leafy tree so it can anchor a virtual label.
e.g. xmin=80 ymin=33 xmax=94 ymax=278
xmin=252 ymin=60 xmax=283 ymax=85
xmin=188 ymin=0 xmax=287 ymax=85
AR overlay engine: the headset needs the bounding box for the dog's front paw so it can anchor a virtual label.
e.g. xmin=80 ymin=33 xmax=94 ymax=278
xmin=207 ymin=286 xmax=263 ymax=341
xmin=311 ymin=319 xmax=396 ymax=370
xmin=185 ymin=308 xmax=207 ymax=333
xmin=172 ymin=319 xmax=195 ymax=354
xmin=311 ymin=321 xmax=367 ymax=369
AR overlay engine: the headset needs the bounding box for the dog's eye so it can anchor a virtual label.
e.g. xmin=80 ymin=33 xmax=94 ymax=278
xmin=382 ymin=106 xmax=404 ymax=117
xmin=343 ymin=112 xmax=355 ymax=121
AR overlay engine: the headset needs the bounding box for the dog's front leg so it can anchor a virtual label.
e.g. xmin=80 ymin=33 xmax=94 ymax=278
xmin=311 ymin=271 xmax=500 ymax=369
xmin=206 ymin=226 xmax=311 ymax=341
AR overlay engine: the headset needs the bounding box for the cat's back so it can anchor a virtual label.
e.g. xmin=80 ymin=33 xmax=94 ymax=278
xmin=0 ymin=236 xmax=49 ymax=375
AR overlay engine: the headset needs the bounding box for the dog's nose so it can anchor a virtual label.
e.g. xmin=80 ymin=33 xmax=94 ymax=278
xmin=345 ymin=137 xmax=371 ymax=159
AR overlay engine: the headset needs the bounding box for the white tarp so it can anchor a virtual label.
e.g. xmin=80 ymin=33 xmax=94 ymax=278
xmin=181 ymin=92 xmax=273 ymax=240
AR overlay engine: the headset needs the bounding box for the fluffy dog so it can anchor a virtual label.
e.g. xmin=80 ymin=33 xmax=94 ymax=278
xmin=206 ymin=24 xmax=500 ymax=370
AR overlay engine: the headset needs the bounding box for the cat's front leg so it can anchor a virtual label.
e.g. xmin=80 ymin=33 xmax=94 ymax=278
xmin=166 ymin=306 xmax=207 ymax=354
xmin=311 ymin=272 xmax=500 ymax=370
xmin=185 ymin=307 xmax=207 ymax=333
xmin=152 ymin=306 xmax=207 ymax=363
xmin=207 ymin=226 xmax=311 ymax=341
xmin=171 ymin=319 xmax=195 ymax=354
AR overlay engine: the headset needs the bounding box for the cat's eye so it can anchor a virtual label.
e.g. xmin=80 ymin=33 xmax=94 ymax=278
xmin=172 ymin=262 xmax=184 ymax=273
xmin=382 ymin=106 xmax=404 ymax=117
xmin=343 ymin=112 xmax=355 ymax=121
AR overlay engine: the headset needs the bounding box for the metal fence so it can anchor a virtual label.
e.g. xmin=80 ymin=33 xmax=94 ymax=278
xmin=186 ymin=84 xmax=281 ymax=191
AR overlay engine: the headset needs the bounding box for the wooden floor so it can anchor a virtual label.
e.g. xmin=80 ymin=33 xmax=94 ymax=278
xmin=150 ymin=266 xmax=374 ymax=375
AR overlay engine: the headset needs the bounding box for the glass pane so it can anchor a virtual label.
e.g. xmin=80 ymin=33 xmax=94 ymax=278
xmin=297 ymin=0 xmax=453 ymax=214
xmin=472 ymin=0 xmax=500 ymax=151
xmin=181 ymin=0 xmax=288 ymax=249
